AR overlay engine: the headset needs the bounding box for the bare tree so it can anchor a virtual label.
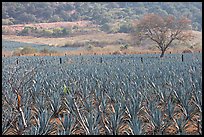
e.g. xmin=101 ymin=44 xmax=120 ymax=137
xmin=132 ymin=14 xmax=193 ymax=57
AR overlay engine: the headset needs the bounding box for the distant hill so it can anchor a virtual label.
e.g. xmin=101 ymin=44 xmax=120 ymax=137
xmin=2 ymin=2 xmax=202 ymax=31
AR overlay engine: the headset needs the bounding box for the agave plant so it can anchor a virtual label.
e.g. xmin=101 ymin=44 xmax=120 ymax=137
xmin=31 ymin=108 xmax=54 ymax=135
xmin=2 ymin=53 xmax=202 ymax=135
xmin=57 ymin=113 xmax=76 ymax=135
xmin=174 ymin=115 xmax=188 ymax=135
xmin=129 ymin=116 xmax=142 ymax=135
xmin=47 ymin=90 xmax=64 ymax=119
xmin=2 ymin=107 xmax=17 ymax=135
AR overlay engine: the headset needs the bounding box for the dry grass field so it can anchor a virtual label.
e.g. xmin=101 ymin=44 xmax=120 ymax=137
xmin=2 ymin=32 xmax=130 ymax=46
xmin=2 ymin=21 xmax=202 ymax=57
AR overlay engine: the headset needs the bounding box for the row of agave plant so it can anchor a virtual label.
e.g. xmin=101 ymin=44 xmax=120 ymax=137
xmin=2 ymin=54 xmax=202 ymax=135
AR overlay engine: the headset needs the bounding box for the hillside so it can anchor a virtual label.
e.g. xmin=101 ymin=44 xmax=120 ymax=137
xmin=2 ymin=2 xmax=202 ymax=56
xmin=2 ymin=2 xmax=202 ymax=31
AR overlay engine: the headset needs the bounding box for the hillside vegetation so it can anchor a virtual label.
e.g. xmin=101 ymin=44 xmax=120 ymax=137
xmin=2 ymin=2 xmax=202 ymax=56
xmin=2 ymin=2 xmax=202 ymax=31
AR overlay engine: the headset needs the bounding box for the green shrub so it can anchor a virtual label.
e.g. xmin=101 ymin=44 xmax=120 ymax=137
xmin=52 ymin=27 xmax=71 ymax=37
xmin=2 ymin=18 xmax=14 ymax=25
xmin=120 ymin=44 xmax=129 ymax=50
xmin=85 ymin=44 xmax=94 ymax=51
xmin=62 ymin=27 xmax=72 ymax=35
xmin=109 ymin=25 xmax=120 ymax=33
xmin=40 ymin=47 xmax=58 ymax=54
xmin=13 ymin=46 xmax=37 ymax=56
xmin=18 ymin=26 xmax=34 ymax=36
xmin=118 ymin=22 xmax=133 ymax=33
xmin=100 ymin=23 xmax=111 ymax=32
xmin=40 ymin=47 xmax=50 ymax=53
xmin=41 ymin=29 xmax=53 ymax=37
xmin=63 ymin=42 xmax=86 ymax=47
xmin=12 ymin=49 xmax=21 ymax=56
xmin=73 ymin=25 xmax=79 ymax=30
xmin=2 ymin=28 xmax=10 ymax=35
xmin=20 ymin=46 xmax=37 ymax=55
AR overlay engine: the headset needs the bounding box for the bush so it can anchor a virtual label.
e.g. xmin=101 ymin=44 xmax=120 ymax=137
xmin=73 ymin=25 xmax=79 ymax=30
xmin=120 ymin=44 xmax=129 ymax=50
xmin=2 ymin=28 xmax=10 ymax=35
xmin=13 ymin=46 xmax=37 ymax=56
xmin=20 ymin=46 xmax=37 ymax=55
xmin=40 ymin=47 xmax=50 ymax=53
xmin=100 ymin=23 xmax=111 ymax=32
xmin=52 ymin=27 xmax=71 ymax=37
xmin=18 ymin=26 xmax=34 ymax=36
xmin=41 ymin=29 xmax=53 ymax=37
xmin=109 ymin=25 xmax=120 ymax=33
xmin=118 ymin=22 xmax=133 ymax=33
xmin=40 ymin=47 xmax=58 ymax=54
xmin=85 ymin=44 xmax=94 ymax=51
xmin=62 ymin=27 xmax=72 ymax=36
xmin=12 ymin=49 xmax=21 ymax=56
xmin=63 ymin=42 xmax=86 ymax=47
xmin=2 ymin=18 xmax=14 ymax=25
xmin=116 ymin=39 xmax=128 ymax=45
xmin=182 ymin=49 xmax=193 ymax=53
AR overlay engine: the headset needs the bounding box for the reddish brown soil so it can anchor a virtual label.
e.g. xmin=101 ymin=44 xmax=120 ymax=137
xmin=2 ymin=20 xmax=92 ymax=33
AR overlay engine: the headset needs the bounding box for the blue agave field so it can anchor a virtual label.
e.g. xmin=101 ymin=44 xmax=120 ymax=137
xmin=2 ymin=53 xmax=202 ymax=135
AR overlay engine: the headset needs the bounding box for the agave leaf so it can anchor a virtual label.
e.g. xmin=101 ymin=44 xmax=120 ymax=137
xmin=63 ymin=84 xmax=67 ymax=94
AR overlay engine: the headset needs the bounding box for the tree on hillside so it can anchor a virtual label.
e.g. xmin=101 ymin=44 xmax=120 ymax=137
xmin=133 ymin=13 xmax=193 ymax=57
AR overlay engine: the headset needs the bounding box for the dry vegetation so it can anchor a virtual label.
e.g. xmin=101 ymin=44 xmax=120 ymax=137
xmin=2 ymin=21 xmax=202 ymax=57
xmin=2 ymin=20 xmax=91 ymax=32
xmin=2 ymin=32 xmax=130 ymax=46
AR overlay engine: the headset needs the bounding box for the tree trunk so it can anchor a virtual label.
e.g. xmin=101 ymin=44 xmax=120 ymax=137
xmin=160 ymin=50 xmax=165 ymax=58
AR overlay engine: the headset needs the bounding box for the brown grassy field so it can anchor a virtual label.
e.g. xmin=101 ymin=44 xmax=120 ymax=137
xmin=2 ymin=31 xmax=131 ymax=46
xmin=2 ymin=20 xmax=91 ymax=32
xmin=2 ymin=21 xmax=202 ymax=57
